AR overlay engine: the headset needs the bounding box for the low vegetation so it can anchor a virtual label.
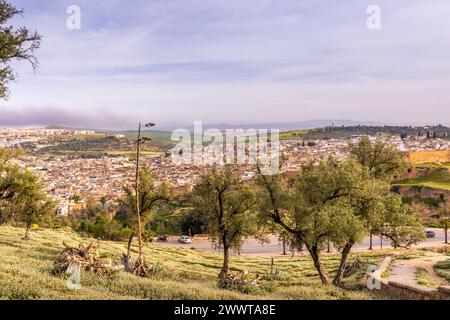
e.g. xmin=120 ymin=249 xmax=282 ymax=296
xmin=415 ymin=267 xmax=440 ymax=288
xmin=393 ymin=171 xmax=450 ymax=191
xmin=434 ymin=260 xmax=450 ymax=283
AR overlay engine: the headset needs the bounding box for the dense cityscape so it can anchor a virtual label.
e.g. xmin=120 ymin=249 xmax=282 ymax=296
xmin=2 ymin=127 xmax=449 ymax=216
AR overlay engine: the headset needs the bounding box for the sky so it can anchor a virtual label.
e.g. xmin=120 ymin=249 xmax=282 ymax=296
xmin=1 ymin=0 xmax=450 ymax=130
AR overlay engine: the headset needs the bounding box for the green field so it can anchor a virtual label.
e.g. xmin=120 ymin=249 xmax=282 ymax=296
xmin=96 ymin=130 xmax=174 ymax=141
xmin=393 ymin=170 xmax=450 ymax=191
xmin=280 ymin=130 xmax=309 ymax=140
xmin=0 ymin=226 xmax=388 ymax=300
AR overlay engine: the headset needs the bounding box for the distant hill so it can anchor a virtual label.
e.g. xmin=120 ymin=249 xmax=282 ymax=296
xmin=45 ymin=125 xmax=173 ymax=141
xmin=46 ymin=122 xmax=450 ymax=142
xmin=186 ymin=119 xmax=381 ymax=132
xmin=45 ymin=125 xmax=86 ymax=131
xmin=280 ymin=125 xmax=450 ymax=140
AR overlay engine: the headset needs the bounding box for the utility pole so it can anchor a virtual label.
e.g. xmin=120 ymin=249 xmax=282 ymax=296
xmin=135 ymin=122 xmax=143 ymax=262
xmin=134 ymin=122 xmax=155 ymax=266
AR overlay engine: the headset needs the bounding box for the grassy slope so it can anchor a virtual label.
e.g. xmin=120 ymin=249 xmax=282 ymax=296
xmin=414 ymin=163 xmax=450 ymax=169
xmin=393 ymin=170 xmax=450 ymax=191
xmin=0 ymin=226 xmax=387 ymax=300
xmin=434 ymin=260 xmax=450 ymax=283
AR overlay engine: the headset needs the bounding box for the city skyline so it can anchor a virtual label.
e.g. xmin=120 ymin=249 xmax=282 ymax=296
xmin=1 ymin=0 xmax=450 ymax=129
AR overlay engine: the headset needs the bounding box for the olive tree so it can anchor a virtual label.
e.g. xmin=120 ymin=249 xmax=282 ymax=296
xmin=349 ymin=136 xmax=408 ymax=181
xmin=377 ymin=194 xmax=425 ymax=249
xmin=349 ymin=136 xmax=409 ymax=250
xmin=257 ymin=158 xmax=368 ymax=285
xmin=0 ymin=148 xmax=54 ymax=239
xmin=191 ymin=166 xmax=255 ymax=279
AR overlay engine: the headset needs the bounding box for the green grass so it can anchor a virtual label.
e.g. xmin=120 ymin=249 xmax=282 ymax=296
xmin=280 ymin=130 xmax=309 ymax=140
xmin=0 ymin=225 xmax=388 ymax=300
xmin=393 ymin=171 xmax=450 ymax=191
xmin=434 ymin=260 xmax=450 ymax=283
xmin=415 ymin=267 xmax=440 ymax=288
xmin=96 ymin=130 xmax=173 ymax=141
xmin=414 ymin=163 xmax=450 ymax=170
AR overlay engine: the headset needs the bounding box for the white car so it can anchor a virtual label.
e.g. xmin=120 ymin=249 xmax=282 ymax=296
xmin=178 ymin=235 xmax=192 ymax=244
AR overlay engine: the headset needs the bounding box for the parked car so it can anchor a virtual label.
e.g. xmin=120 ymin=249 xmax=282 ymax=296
xmin=157 ymin=235 xmax=168 ymax=242
xmin=178 ymin=235 xmax=192 ymax=244
xmin=426 ymin=230 xmax=436 ymax=238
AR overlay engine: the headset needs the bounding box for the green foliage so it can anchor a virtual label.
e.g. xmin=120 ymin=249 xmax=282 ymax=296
xmin=191 ymin=166 xmax=256 ymax=252
xmin=0 ymin=148 xmax=54 ymax=238
xmin=117 ymin=166 xmax=172 ymax=230
xmin=289 ymin=159 xmax=368 ymax=248
xmin=281 ymin=125 xmax=449 ymax=141
xmin=0 ymin=0 xmax=41 ymax=99
xmin=258 ymin=137 xmax=422 ymax=287
xmin=191 ymin=166 xmax=256 ymax=278
xmin=349 ymin=136 xmax=408 ymax=181
xmin=378 ymin=195 xmax=425 ymax=248
xmin=422 ymin=197 xmax=442 ymax=208
xmin=78 ymin=214 xmax=132 ymax=241
xmin=402 ymin=196 xmax=413 ymax=204
xmin=434 ymin=260 xmax=450 ymax=282
xmin=142 ymin=229 xmax=155 ymax=243
xmin=257 ymin=157 xmax=380 ymax=285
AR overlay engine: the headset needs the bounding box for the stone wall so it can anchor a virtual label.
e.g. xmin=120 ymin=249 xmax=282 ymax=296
xmin=385 ymin=282 xmax=450 ymax=300
xmin=366 ymin=256 xmax=450 ymax=300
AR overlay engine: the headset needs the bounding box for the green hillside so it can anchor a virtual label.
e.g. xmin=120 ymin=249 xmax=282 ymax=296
xmin=393 ymin=170 xmax=450 ymax=191
xmin=0 ymin=226 xmax=386 ymax=300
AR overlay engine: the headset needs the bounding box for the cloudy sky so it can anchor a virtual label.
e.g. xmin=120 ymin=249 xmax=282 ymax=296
xmin=1 ymin=0 xmax=450 ymax=129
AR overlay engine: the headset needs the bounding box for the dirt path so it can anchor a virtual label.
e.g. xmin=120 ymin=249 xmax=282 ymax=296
xmin=388 ymin=253 xmax=449 ymax=289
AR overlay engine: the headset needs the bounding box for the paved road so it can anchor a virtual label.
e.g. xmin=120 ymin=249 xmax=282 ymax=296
xmin=155 ymin=228 xmax=448 ymax=256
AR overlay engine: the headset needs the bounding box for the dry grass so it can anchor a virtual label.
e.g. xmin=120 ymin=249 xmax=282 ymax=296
xmin=0 ymin=225 xmax=388 ymax=300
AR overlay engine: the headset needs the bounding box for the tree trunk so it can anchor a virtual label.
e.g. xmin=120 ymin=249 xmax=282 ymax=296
xmin=282 ymin=238 xmax=286 ymax=255
xmin=218 ymin=245 xmax=230 ymax=279
xmin=369 ymin=232 xmax=373 ymax=250
xmin=333 ymin=239 xmax=354 ymax=287
xmin=23 ymin=226 xmax=31 ymax=240
xmin=445 ymin=225 xmax=448 ymax=244
xmin=127 ymin=230 xmax=135 ymax=258
xmin=308 ymin=244 xmax=329 ymax=285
